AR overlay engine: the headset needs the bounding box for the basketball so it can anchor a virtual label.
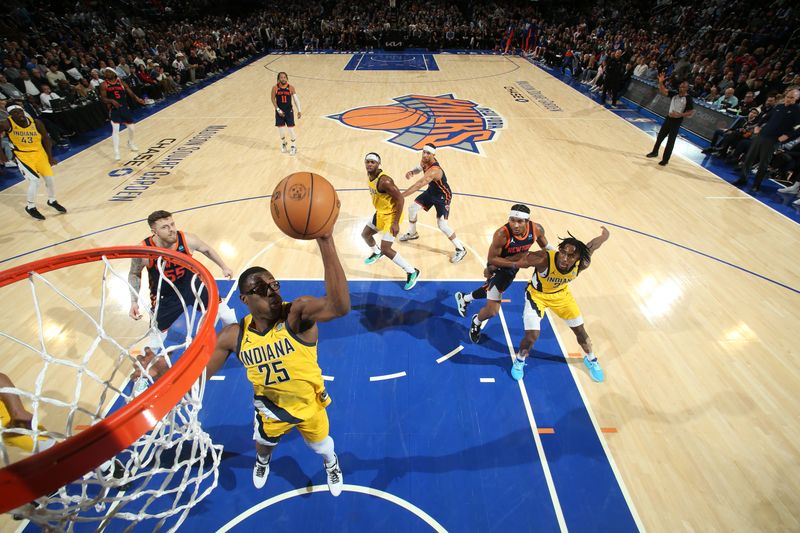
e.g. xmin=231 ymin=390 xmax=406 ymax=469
xmin=340 ymin=105 xmax=428 ymax=130
xmin=270 ymin=172 xmax=340 ymax=239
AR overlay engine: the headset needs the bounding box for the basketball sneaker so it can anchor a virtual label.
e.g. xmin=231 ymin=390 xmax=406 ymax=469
xmin=25 ymin=206 xmax=45 ymax=220
xmin=364 ymin=252 xmax=382 ymax=265
xmin=289 ymin=145 xmax=297 ymax=156
xmin=404 ymin=268 xmax=420 ymax=290
xmin=253 ymin=456 xmax=270 ymax=489
xmin=399 ymin=231 xmax=419 ymax=242
xmin=128 ymin=141 xmax=139 ymax=151
xmin=511 ymin=358 xmax=526 ymax=381
xmin=324 ymin=454 xmax=343 ymax=497
xmin=280 ymin=142 xmax=287 ymax=154
xmin=451 ymin=248 xmax=467 ymax=263
xmin=583 ymin=356 xmax=604 ymax=382
xmin=114 ymin=150 xmax=121 ymax=161
xmin=454 ymin=291 xmax=468 ymax=317
xmin=469 ymin=314 xmax=483 ymax=343
xmin=47 ymin=200 xmax=67 ymax=213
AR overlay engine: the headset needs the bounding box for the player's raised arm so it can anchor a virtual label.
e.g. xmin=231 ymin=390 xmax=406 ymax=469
xmin=205 ymin=323 xmax=240 ymax=378
xmin=515 ymin=249 xmax=548 ymax=270
xmin=579 ymin=226 xmax=610 ymax=272
xmin=402 ymin=166 xmax=441 ymax=197
xmin=289 ymin=234 xmax=350 ymax=331
xmin=186 ymin=233 xmax=233 ymax=278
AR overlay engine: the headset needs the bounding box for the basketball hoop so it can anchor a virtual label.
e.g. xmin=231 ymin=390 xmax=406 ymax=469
xmin=0 ymin=246 xmax=221 ymax=530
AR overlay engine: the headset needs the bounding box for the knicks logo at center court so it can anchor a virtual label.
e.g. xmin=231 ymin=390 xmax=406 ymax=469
xmin=328 ymin=94 xmax=504 ymax=154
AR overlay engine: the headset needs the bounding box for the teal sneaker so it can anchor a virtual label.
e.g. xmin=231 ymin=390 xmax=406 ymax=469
xmin=364 ymin=252 xmax=382 ymax=265
xmin=583 ymin=356 xmax=604 ymax=382
xmin=511 ymin=358 xmax=526 ymax=381
xmin=404 ymin=268 xmax=420 ymax=290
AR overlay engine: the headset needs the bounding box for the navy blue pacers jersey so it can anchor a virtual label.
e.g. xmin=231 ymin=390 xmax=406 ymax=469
xmin=144 ymin=231 xmax=204 ymax=330
xmin=425 ymin=162 xmax=452 ymax=201
xmin=275 ymin=84 xmax=293 ymax=113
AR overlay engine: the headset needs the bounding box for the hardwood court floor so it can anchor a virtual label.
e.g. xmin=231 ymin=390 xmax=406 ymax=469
xmin=1 ymin=53 xmax=798 ymax=532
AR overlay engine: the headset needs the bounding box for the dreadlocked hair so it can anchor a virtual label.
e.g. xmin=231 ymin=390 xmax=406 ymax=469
xmin=558 ymin=232 xmax=592 ymax=266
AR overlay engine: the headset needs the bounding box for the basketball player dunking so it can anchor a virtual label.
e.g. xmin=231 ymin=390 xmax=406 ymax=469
xmin=206 ymin=233 xmax=349 ymax=495
xmin=511 ymin=227 xmax=610 ymax=382
xmin=99 ymin=68 xmax=144 ymax=161
xmin=271 ymin=72 xmax=301 ymax=155
xmin=361 ymin=152 xmax=420 ymax=290
xmin=128 ymin=210 xmax=234 ymax=392
xmin=399 ymin=143 xmax=467 ymax=263
xmin=455 ymin=204 xmax=552 ymax=342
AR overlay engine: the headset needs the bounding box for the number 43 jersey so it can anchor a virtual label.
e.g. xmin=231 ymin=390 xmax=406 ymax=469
xmin=236 ymin=306 xmax=331 ymax=423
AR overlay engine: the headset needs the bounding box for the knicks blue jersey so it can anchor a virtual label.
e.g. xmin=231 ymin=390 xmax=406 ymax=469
xmin=275 ymin=85 xmax=292 ymax=112
xmin=425 ymin=162 xmax=452 ymax=200
xmin=144 ymin=231 xmax=203 ymax=330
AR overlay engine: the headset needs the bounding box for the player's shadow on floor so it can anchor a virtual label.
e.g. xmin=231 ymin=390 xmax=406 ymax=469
xmin=337 ymin=428 xmax=534 ymax=491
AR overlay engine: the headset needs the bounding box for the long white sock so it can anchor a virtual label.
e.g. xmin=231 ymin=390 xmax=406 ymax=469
xmin=44 ymin=176 xmax=56 ymax=202
xmin=112 ymin=123 xmax=120 ymax=153
xmin=278 ymin=128 xmax=286 ymax=143
xmin=306 ymin=436 xmax=336 ymax=464
xmin=392 ymin=253 xmax=415 ymax=273
xmin=26 ymin=177 xmax=38 ymax=208
xmin=463 ymin=293 xmax=474 ymax=303
xmin=288 ymin=127 xmax=296 ymax=144
xmin=407 ymin=221 xmax=417 ymax=234
xmin=127 ymin=123 xmax=136 ymax=145
xmin=452 ymin=237 xmax=464 ymax=249
xmin=586 ymin=351 xmax=597 ymax=362
xmin=371 ymin=245 xmax=381 ymax=254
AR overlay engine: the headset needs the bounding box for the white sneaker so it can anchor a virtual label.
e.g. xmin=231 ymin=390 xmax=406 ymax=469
xmin=793 ymin=197 xmax=800 ymax=206
xmin=324 ymin=454 xmax=343 ymax=496
xmin=253 ymin=457 xmax=270 ymax=488
xmin=114 ymin=150 xmax=121 ymax=161
xmin=451 ymin=248 xmax=467 ymax=263
xmin=128 ymin=142 xmax=139 ymax=151
xmin=289 ymin=145 xmax=297 ymax=156
xmin=778 ymin=182 xmax=800 ymax=194
xmin=280 ymin=142 xmax=287 ymax=153
xmin=398 ymin=231 xmax=419 ymax=242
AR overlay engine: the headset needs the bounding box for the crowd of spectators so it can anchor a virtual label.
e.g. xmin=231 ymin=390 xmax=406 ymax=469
xmin=1 ymin=0 xmax=799 ymax=193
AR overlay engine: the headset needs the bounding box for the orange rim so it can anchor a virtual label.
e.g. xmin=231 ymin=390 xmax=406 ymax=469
xmin=0 ymin=246 xmax=219 ymax=512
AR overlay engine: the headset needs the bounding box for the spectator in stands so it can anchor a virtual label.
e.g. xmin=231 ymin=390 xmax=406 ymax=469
xmin=703 ymin=108 xmax=760 ymax=156
xmin=735 ymin=88 xmax=800 ymax=191
xmin=89 ymin=69 xmax=103 ymax=89
xmin=39 ymin=84 xmax=62 ymax=113
xmin=15 ymin=70 xmax=41 ymax=98
xmin=704 ymin=86 xmax=720 ymax=104
xmin=135 ymin=64 xmax=163 ymax=101
xmin=715 ymin=87 xmax=739 ymax=111
xmin=0 ymin=75 xmax=24 ymax=100
xmin=45 ymin=64 xmax=67 ymax=88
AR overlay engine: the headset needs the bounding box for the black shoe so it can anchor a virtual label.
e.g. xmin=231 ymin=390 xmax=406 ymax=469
xmin=658 ymin=160 xmax=668 ymax=166
xmin=25 ymin=206 xmax=45 ymax=220
xmin=646 ymin=152 xmax=658 ymax=158
xmin=47 ymin=200 xmax=67 ymax=213
xmin=469 ymin=314 xmax=482 ymax=343
xmin=732 ymin=178 xmax=747 ymax=186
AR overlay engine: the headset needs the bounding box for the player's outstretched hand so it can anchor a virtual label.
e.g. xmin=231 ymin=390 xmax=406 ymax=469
xmin=404 ymin=171 xmax=414 ymax=180
xmin=600 ymin=226 xmax=610 ymax=238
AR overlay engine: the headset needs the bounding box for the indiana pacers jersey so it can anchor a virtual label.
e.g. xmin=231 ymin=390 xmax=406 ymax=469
xmin=237 ymin=307 xmax=330 ymax=424
xmin=529 ymin=249 xmax=580 ymax=294
xmin=369 ymin=171 xmax=397 ymax=214
xmin=7 ymin=115 xmax=44 ymax=155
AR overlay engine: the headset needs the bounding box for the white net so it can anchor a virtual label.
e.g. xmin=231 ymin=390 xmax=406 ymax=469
xmin=0 ymin=250 xmax=222 ymax=532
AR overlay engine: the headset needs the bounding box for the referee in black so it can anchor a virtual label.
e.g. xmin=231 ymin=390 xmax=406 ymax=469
xmin=734 ymin=87 xmax=800 ymax=192
xmin=646 ymin=72 xmax=695 ymax=166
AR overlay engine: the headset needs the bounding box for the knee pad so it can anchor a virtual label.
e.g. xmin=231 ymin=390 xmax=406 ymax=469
xmin=437 ymin=217 xmax=454 ymax=237
xmin=408 ymin=202 xmax=420 ymax=220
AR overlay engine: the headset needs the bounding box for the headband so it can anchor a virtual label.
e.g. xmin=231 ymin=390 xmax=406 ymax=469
xmin=422 ymin=144 xmax=436 ymax=155
xmin=6 ymin=105 xmax=23 ymax=113
xmin=509 ymin=209 xmax=530 ymax=220
xmin=365 ymin=152 xmax=381 ymax=163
